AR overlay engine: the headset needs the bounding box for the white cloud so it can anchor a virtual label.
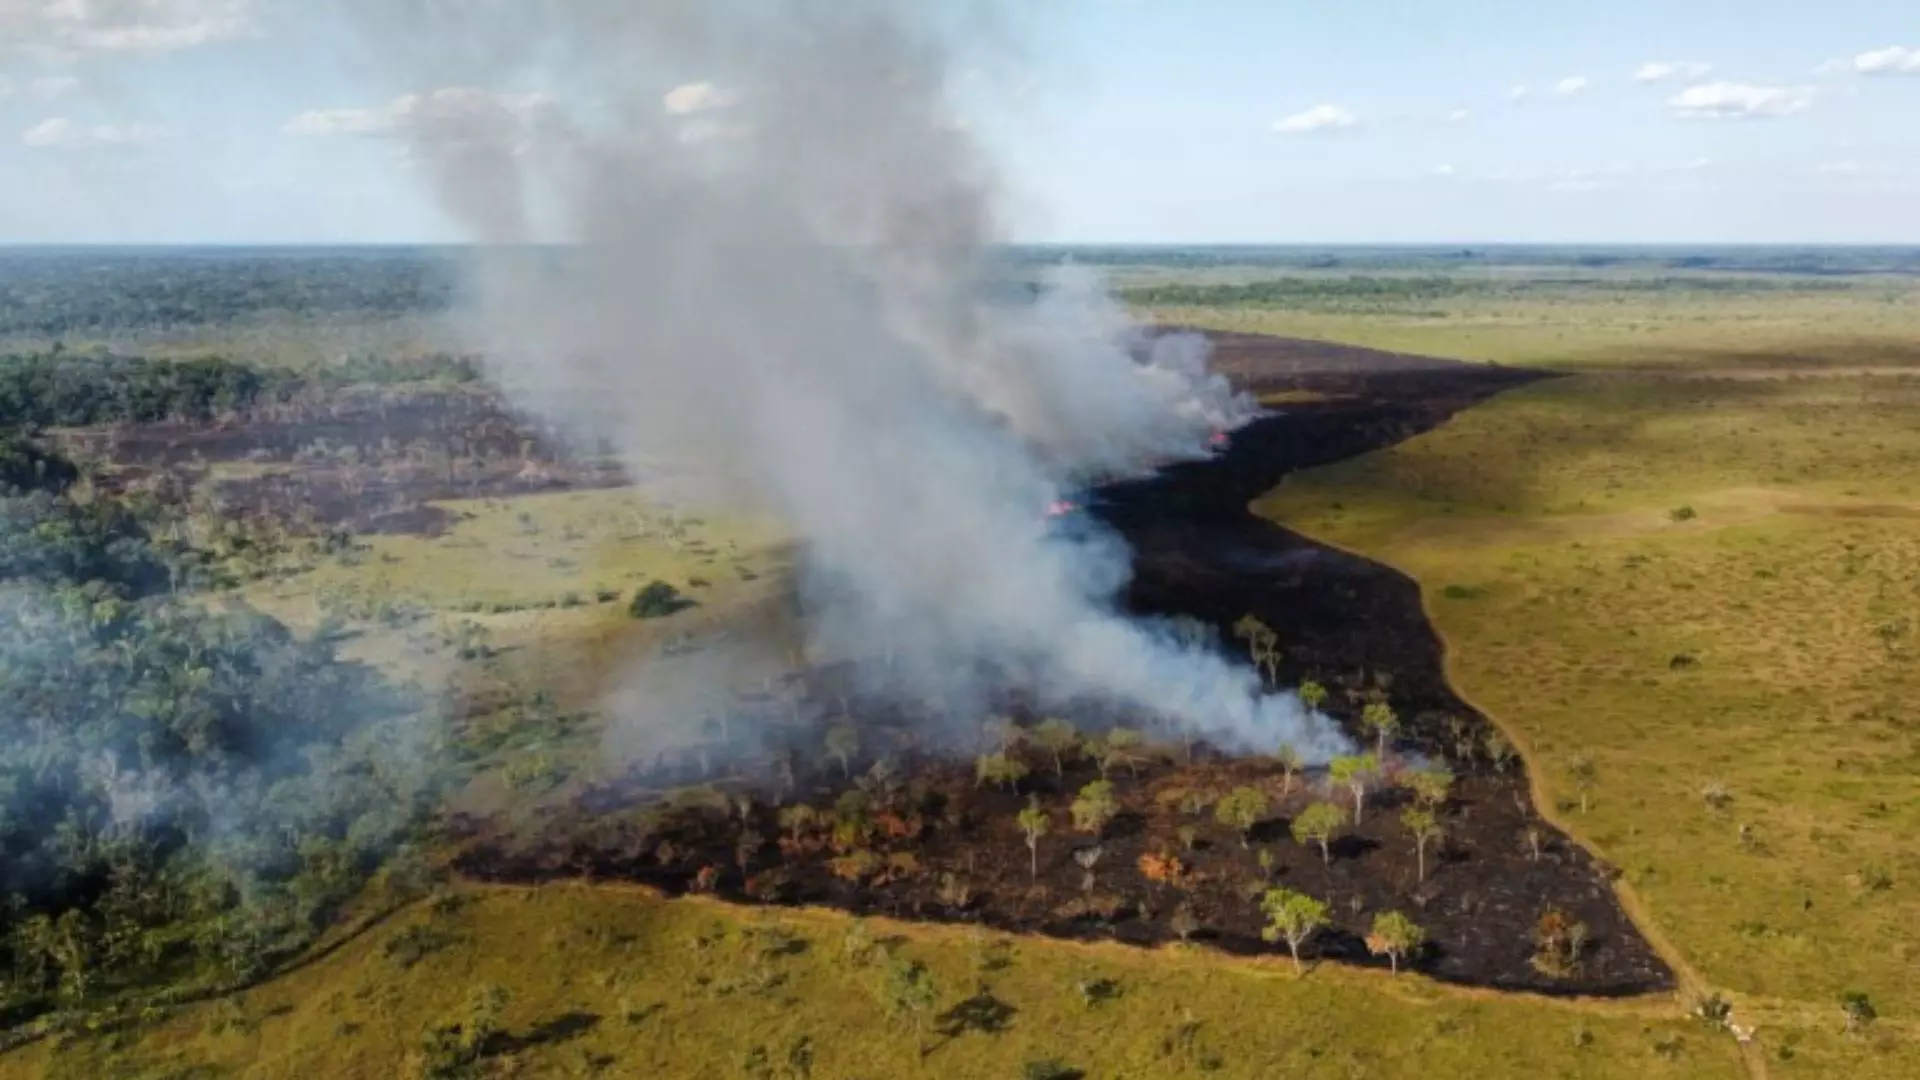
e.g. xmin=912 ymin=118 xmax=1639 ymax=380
xmin=29 ymin=75 xmax=80 ymax=99
xmin=662 ymin=81 xmax=739 ymax=115
xmin=285 ymin=87 xmax=555 ymax=145
xmin=1634 ymin=61 xmax=1712 ymax=83
xmin=21 ymin=116 xmax=167 ymax=149
xmin=1553 ymin=76 xmax=1590 ymax=97
xmin=1470 ymin=162 xmax=1638 ymax=191
xmin=1851 ymin=46 xmax=1920 ymax=75
xmin=1432 ymin=163 xmax=1456 ymax=176
xmin=1273 ymin=103 xmax=1358 ymax=134
xmin=1 ymin=0 xmax=260 ymax=58
xmin=1667 ymin=81 xmax=1815 ymax=120
xmin=1548 ymin=173 xmax=1607 ymax=192
xmin=1679 ymin=156 xmax=1713 ymax=172
xmin=1810 ymin=160 xmax=1869 ymax=175
xmin=1445 ymin=108 xmax=1470 ymax=123
xmin=284 ymin=106 xmax=391 ymax=138
xmin=1508 ymin=85 xmax=1530 ymax=103
xmin=674 ymin=117 xmax=753 ymax=146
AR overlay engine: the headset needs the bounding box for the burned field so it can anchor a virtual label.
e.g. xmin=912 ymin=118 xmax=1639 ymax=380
xmin=447 ymin=338 xmax=1671 ymax=997
xmin=59 ymin=383 xmax=626 ymax=537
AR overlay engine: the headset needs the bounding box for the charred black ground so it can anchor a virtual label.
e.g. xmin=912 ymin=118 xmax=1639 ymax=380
xmin=447 ymin=334 xmax=1673 ymax=997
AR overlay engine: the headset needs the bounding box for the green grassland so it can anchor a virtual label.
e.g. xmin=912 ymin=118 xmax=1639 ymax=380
xmin=242 ymin=486 xmax=788 ymax=629
xmin=1236 ymin=285 xmax=1920 ymax=1075
xmin=232 ymin=484 xmax=791 ymax=733
xmin=5 ymin=884 xmax=1751 ymax=1080
xmin=234 ymin=486 xmax=797 ymax=824
xmin=1141 ymin=275 xmax=1920 ymax=369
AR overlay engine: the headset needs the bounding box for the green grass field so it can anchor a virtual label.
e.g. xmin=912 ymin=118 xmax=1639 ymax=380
xmin=6 ymin=884 xmax=1754 ymax=1080
xmin=242 ymin=487 xmax=787 ymax=623
xmin=1236 ymin=286 xmax=1920 ymax=1075
xmin=233 ymin=484 xmax=790 ymax=721
xmin=1145 ymin=276 xmax=1920 ymax=369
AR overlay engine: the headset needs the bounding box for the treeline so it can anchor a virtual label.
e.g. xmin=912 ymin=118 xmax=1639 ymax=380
xmin=0 ymin=250 xmax=459 ymax=336
xmin=0 ymin=434 xmax=79 ymax=494
xmin=0 ymin=438 xmax=435 ymax=1023
xmin=1119 ymin=274 xmax=1856 ymax=310
xmin=0 ymin=350 xmax=483 ymax=429
xmin=1122 ymin=276 xmax=1473 ymax=308
xmin=1004 ymin=243 xmax=1920 ymax=277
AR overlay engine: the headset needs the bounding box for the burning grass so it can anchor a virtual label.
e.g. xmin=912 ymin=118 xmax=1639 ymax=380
xmin=433 ymin=356 xmax=1669 ymax=999
xmin=450 ymin=705 xmax=1664 ymax=995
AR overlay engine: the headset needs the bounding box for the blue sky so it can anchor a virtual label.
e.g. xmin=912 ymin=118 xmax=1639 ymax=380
xmin=1 ymin=0 xmax=1916 ymax=244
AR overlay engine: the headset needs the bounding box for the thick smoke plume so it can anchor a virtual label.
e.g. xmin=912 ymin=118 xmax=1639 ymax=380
xmin=354 ymin=0 xmax=1348 ymax=761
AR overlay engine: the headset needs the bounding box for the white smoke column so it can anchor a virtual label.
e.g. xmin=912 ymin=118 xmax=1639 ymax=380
xmin=349 ymin=0 xmax=1348 ymax=761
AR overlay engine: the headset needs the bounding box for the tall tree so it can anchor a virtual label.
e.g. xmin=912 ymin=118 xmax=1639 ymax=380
xmin=1290 ymin=802 xmax=1346 ymax=865
xmin=1367 ymin=912 xmax=1427 ymax=974
xmin=975 ymin=752 xmax=1029 ymax=793
xmin=1359 ymin=702 xmax=1400 ymax=759
xmin=1259 ymin=888 xmax=1330 ymax=973
xmin=1297 ymin=680 xmax=1328 ymax=713
xmin=1091 ymin=728 xmax=1144 ymax=778
xmin=1401 ymin=808 xmax=1444 ymax=883
xmin=1070 ymin=780 xmax=1119 ymax=837
xmin=1232 ymin=615 xmax=1281 ymax=685
xmin=778 ymin=804 xmax=816 ymax=847
xmin=1213 ymin=786 xmax=1270 ymax=848
xmin=1273 ymin=743 xmax=1302 ymax=796
xmin=1404 ymin=766 xmax=1454 ymax=811
xmin=1031 ymin=718 xmax=1080 ymax=776
xmin=1329 ymin=754 xmax=1378 ymax=825
xmin=1016 ymin=799 xmax=1050 ymax=880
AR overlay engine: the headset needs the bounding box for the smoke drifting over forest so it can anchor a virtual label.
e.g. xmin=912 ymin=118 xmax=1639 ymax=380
xmin=354 ymin=0 xmax=1347 ymax=760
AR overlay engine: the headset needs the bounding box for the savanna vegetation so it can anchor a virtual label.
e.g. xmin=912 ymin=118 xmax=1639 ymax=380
xmin=1180 ymin=260 xmax=1920 ymax=1075
xmin=1127 ymin=255 xmax=1920 ymax=370
xmin=4 ymin=247 xmax=1917 ymax=1078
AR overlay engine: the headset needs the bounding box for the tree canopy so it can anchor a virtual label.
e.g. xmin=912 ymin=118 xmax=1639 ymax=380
xmin=0 ymin=433 xmax=429 ymax=1020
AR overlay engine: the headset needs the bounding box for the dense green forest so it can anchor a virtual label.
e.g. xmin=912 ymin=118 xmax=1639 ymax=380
xmin=0 ymin=250 xmax=460 ymax=337
xmin=4 ymin=246 xmax=1914 ymax=346
xmin=0 ymin=350 xmax=482 ymax=430
xmin=1005 ymin=243 xmax=1920 ymax=276
xmin=0 ymin=435 xmax=436 ymax=1030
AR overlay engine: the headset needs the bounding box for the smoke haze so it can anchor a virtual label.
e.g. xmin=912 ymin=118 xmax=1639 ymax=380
xmin=350 ymin=0 xmax=1349 ymax=761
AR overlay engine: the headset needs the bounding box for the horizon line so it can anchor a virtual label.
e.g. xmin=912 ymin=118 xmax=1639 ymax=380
xmin=4 ymin=240 xmax=1920 ymax=251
